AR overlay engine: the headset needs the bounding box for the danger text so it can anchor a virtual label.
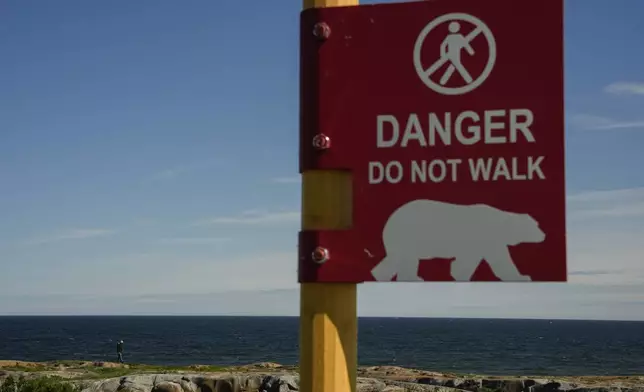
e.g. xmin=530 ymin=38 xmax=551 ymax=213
xmin=368 ymin=108 xmax=547 ymax=184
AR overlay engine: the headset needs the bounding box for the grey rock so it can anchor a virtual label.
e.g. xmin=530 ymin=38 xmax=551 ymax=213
xmin=382 ymin=387 xmax=406 ymax=392
xmin=573 ymin=389 xmax=628 ymax=392
xmin=357 ymin=377 xmax=387 ymax=392
xmin=555 ymin=382 xmax=579 ymax=391
xmin=15 ymin=371 xmax=640 ymax=392
xmin=117 ymin=382 xmax=150 ymax=392
xmin=152 ymin=382 xmax=183 ymax=392
xmin=256 ymin=374 xmax=299 ymax=392
xmin=191 ymin=375 xmax=219 ymax=392
xmin=243 ymin=376 xmax=263 ymax=391
xmin=524 ymin=380 xmax=538 ymax=390
xmin=117 ymin=375 xmax=155 ymax=392
xmin=453 ymin=379 xmax=482 ymax=391
xmin=180 ymin=380 xmax=197 ymax=392
xmin=530 ymin=382 xmax=565 ymax=392
xmin=384 ymin=380 xmax=464 ymax=392
xmin=212 ymin=378 xmax=234 ymax=392
xmin=481 ymin=379 xmax=525 ymax=392
xmin=276 ymin=375 xmax=299 ymax=390
xmin=259 ymin=375 xmax=279 ymax=392
xmin=83 ymin=378 xmax=123 ymax=392
xmin=417 ymin=378 xmax=444 ymax=386
xmin=415 ymin=377 xmax=480 ymax=391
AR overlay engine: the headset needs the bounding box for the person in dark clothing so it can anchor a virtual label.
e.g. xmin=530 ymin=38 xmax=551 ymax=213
xmin=116 ymin=340 xmax=124 ymax=363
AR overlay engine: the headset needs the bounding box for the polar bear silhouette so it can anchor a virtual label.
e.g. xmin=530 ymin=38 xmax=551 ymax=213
xmin=370 ymin=199 xmax=545 ymax=282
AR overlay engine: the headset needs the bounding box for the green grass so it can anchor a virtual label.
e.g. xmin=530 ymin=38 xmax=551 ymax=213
xmin=0 ymin=362 xmax=229 ymax=381
xmin=0 ymin=376 xmax=77 ymax=392
xmin=119 ymin=363 xmax=226 ymax=372
xmin=72 ymin=364 xmax=228 ymax=380
xmin=0 ymin=366 xmax=43 ymax=373
xmin=77 ymin=368 xmax=135 ymax=380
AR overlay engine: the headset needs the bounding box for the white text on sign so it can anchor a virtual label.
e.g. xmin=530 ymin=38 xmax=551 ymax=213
xmin=368 ymin=109 xmax=546 ymax=184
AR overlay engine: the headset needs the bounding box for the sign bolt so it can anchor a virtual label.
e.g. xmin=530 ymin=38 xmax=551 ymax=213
xmin=311 ymin=247 xmax=330 ymax=264
xmin=312 ymin=133 xmax=331 ymax=150
xmin=312 ymin=22 xmax=331 ymax=40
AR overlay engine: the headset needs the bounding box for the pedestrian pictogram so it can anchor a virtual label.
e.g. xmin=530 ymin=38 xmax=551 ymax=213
xmin=413 ymin=13 xmax=497 ymax=95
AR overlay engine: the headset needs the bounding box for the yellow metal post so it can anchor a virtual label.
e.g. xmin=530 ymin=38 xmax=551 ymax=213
xmin=300 ymin=1 xmax=359 ymax=392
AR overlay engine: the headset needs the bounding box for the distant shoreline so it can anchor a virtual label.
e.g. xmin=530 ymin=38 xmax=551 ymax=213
xmin=0 ymin=315 xmax=643 ymax=322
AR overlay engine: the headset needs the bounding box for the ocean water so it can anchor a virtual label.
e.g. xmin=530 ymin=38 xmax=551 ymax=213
xmin=0 ymin=316 xmax=642 ymax=376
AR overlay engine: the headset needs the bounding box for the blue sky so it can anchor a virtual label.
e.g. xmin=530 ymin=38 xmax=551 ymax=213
xmin=0 ymin=0 xmax=643 ymax=319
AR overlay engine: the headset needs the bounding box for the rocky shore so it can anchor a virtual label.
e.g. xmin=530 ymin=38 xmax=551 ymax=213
xmin=1 ymin=361 xmax=643 ymax=392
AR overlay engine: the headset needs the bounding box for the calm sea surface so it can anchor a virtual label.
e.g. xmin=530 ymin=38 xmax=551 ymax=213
xmin=0 ymin=316 xmax=642 ymax=376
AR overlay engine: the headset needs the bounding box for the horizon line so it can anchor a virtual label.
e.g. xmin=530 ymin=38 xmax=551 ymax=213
xmin=0 ymin=315 xmax=642 ymax=322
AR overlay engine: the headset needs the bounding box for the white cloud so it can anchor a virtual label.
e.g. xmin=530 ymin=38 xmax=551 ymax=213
xmin=572 ymin=202 xmax=644 ymax=218
xmin=2 ymin=226 xmax=643 ymax=319
xmin=354 ymin=282 xmax=644 ymax=320
xmin=568 ymin=114 xmax=644 ymax=131
xmin=565 ymin=245 xmax=644 ymax=286
xmin=563 ymin=187 xmax=644 ymax=290
xmin=567 ymin=187 xmax=644 ymax=202
xmin=133 ymin=297 xmax=179 ymax=304
xmin=194 ymin=210 xmax=300 ymax=226
xmin=4 ymin=186 xmax=644 ymax=319
xmin=271 ymin=176 xmax=301 ymax=184
xmin=26 ymin=228 xmax=116 ymax=245
xmin=567 ymin=187 xmax=644 ymax=219
xmin=604 ymin=81 xmax=644 ymax=96
xmin=0 ymin=250 xmax=298 ymax=298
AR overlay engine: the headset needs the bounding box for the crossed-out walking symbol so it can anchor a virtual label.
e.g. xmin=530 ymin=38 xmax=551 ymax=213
xmin=413 ymin=13 xmax=497 ymax=95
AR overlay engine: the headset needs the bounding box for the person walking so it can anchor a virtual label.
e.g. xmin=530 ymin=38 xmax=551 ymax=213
xmin=438 ymin=21 xmax=475 ymax=85
xmin=116 ymin=340 xmax=124 ymax=363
